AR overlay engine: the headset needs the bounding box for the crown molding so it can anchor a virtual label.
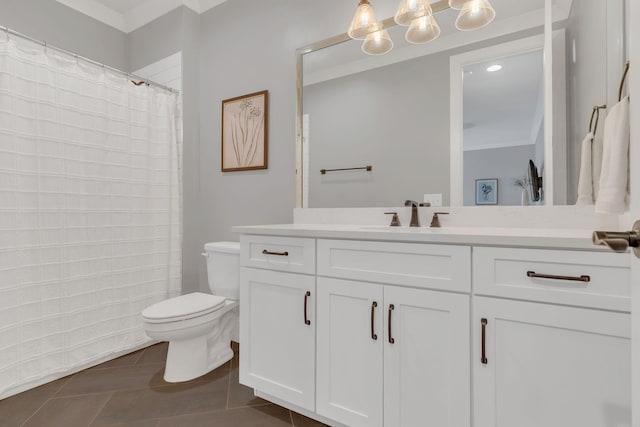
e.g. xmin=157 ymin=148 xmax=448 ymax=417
xmin=56 ymin=0 xmax=228 ymax=33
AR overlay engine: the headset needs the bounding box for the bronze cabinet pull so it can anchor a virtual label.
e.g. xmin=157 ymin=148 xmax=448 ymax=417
xmin=526 ymin=271 xmax=590 ymax=283
xmin=262 ymin=250 xmax=289 ymax=256
xmin=388 ymin=304 xmax=395 ymax=344
xmin=371 ymin=301 xmax=378 ymax=341
xmin=481 ymin=318 xmax=488 ymax=365
xmin=304 ymin=291 xmax=311 ymax=326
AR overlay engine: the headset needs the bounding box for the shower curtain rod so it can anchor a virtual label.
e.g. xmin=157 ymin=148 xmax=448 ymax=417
xmin=0 ymin=24 xmax=180 ymax=95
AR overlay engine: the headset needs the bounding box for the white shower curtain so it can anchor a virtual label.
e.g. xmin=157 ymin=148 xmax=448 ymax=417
xmin=0 ymin=39 xmax=182 ymax=399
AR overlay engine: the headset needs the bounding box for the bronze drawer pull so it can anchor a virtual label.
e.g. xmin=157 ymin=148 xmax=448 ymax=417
xmin=371 ymin=301 xmax=378 ymax=341
xmin=262 ymin=250 xmax=289 ymax=257
xmin=388 ymin=304 xmax=395 ymax=344
xmin=481 ymin=318 xmax=488 ymax=365
xmin=527 ymin=271 xmax=590 ymax=283
xmin=304 ymin=291 xmax=311 ymax=326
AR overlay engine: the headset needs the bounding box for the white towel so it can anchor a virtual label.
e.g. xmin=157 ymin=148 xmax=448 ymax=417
xmin=576 ymin=132 xmax=594 ymax=205
xmin=595 ymin=97 xmax=630 ymax=214
xmin=592 ymin=132 xmax=603 ymax=200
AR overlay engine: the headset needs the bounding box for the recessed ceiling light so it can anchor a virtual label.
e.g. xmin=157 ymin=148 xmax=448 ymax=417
xmin=486 ymin=64 xmax=502 ymax=72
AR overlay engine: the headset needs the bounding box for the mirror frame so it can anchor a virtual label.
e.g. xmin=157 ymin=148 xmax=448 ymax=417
xmin=295 ymin=0 xmax=554 ymax=208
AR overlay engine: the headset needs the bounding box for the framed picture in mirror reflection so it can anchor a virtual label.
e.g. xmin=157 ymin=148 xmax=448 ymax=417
xmin=476 ymin=179 xmax=498 ymax=205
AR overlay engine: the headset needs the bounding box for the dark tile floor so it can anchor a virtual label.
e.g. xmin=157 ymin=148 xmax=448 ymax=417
xmin=0 ymin=343 xmax=328 ymax=427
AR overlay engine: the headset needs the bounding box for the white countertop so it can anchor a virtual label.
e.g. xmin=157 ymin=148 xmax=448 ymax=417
xmin=232 ymin=224 xmax=609 ymax=251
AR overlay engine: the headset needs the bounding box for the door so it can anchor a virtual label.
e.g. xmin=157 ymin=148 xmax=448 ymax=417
xmin=629 ymin=1 xmax=640 ymax=424
xmin=239 ymin=268 xmax=315 ymax=411
xmin=384 ymin=286 xmax=470 ymax=427
xmin=474 ymin=296 xmax=631 ymax=427
xmin=316 ymin=277 xmax=383 ymax=427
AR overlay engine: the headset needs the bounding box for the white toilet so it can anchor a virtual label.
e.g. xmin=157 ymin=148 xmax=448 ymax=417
xmin=142 ymin=241 xmax=240 ymax=383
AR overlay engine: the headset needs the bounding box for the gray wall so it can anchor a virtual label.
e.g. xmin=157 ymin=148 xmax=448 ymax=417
xmin=304 ymin=52 xmax=450 ymax=207
xmin=197 ymin=0 xmax=360 ymax=291
xmin=0 ymin=0 xmax=127 ymax=70
xmin=463 ymin=145 xmax=535 ymax=206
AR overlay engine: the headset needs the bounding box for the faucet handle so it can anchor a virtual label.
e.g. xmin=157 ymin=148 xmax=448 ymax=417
xmin=419 ymin=202 xmax=431 ymax=207
xmin=430 ymin=212 xmax=449 ymax=228
xmin=384 ymin=212 xmax=401 ymax=227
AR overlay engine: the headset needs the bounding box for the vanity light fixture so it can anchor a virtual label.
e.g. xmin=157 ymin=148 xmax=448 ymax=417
xmin=348 ymin=0 xmax=383 ymax=40
xmin=362 ymin=28 xmax=394 ymax=55
xmin=406 ymin=14 xmax=441 ymax=44
xmin=486 ymin=64 xmax=502 ymax=72
xmin=348 ymin=0 xmax=496 ymax=55
xmin=395 ymin=0 xmax=433 ymax=26
xmin=455 ymin=0 xmax=496 ymax=31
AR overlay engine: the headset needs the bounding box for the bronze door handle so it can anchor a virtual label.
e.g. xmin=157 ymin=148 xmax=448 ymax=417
xmin=527 ymin=271 xmax=590 ymax=283
xmin=388 ymin=304 xmax=395 ymax=344
xmin=371 ymin=301 xmax=378 ymax=341
xmin=481 ymin=318 xmax=488 ymax=365
xmin=304 ymin=291 xmax=311 ymax=326
xmin=262 ymin=250 xmax=289 ymax=256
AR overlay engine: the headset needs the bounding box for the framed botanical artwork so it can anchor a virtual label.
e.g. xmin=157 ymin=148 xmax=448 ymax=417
xmin=476 ymin=178 xmax=498 ymax=205
xmin=221 ymin=90 xmax=269 ymax=172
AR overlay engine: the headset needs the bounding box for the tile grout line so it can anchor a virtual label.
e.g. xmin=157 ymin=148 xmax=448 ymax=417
xmin=86 ymin=391 xmax=114 ymax=427
xmin=20 ymin=375 xmax=75 ymax=427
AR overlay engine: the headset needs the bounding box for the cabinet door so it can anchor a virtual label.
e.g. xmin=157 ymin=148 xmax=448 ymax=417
xmin=239 ymin=268 xmax=315 ymax=411
xmin=384 ymin=286 xmax=470 ymax=427
xmin=317 ymin=277 xmax=383 ymax=427
xmin=473 ymin=297 xmax=631 ymax=427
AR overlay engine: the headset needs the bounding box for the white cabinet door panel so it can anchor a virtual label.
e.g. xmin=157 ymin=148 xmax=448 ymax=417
xmin=317 ymin=240 xmax=471 ymax=292
xmin=474 ymin=297 xmax=631 ymax=427
xmin=384 ymin=286 xmax=470 ymax=427
xmin=239 ymin=268 xmax=315 ymax=411
xmin=317 ymin=277 xmax=383 ymax=427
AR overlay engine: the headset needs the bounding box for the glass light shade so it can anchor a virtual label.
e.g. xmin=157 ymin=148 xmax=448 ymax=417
xmin=394 ymin=0 xmax=433 ymax=26
xmin=348 ymin=0 xmax=382 ymax=40
xmin=448 ymin=0 xmax=467 ymax=9
xmin=455 ymin=0 xmax=496 ymax=31
xmin=405 ymin=15 xmax=441 ymax=44
xmin=362 ymin=29 xmax=394 ymax=55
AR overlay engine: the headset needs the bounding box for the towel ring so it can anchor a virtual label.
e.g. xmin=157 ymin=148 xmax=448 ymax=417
xmin=588 ymin=104 xmax=606 ymax=136
xmin=618 ymin=61 xmax=630 ymax=102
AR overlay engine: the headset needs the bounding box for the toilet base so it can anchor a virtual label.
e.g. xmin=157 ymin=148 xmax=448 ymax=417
xmin=162 ymin=304 xmax=239 ymax=383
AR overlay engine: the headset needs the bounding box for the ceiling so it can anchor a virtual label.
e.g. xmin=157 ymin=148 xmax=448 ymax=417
xmin=463 ymin=50 xmax=544 ymax=151
xmin=56 ymin=0 xmax=228 ymax=33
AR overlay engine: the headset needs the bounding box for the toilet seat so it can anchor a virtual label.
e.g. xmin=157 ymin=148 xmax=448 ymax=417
xmin=142 ymin=292 xmax=226 ymax=324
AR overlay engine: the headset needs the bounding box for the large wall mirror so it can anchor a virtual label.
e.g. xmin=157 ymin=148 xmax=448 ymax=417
xmin=296 ymin=0 xmax=628 ymax=209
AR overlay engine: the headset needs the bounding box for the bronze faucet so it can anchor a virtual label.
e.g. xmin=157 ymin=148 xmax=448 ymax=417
xmin=404 ymin=200 xmax=431 ymax=227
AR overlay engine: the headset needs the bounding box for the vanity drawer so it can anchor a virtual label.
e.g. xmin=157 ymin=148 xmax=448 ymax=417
xmin=241 ymin=235 xmax=315 ymax=275
xmin=473 ymin=247 xmax=630 ymax=311
xmin=317 ymin=239 xmax=471 ymax=292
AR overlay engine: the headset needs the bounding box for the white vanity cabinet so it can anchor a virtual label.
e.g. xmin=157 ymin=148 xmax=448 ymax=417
xmin=316 ymin=240 xmax=471 ymax=427
xmin=236 ymin=230 xmax=631 ymax=427
xmin=472 ymin=247 xmax=632 ymax=427
xmin=239 ymin=236 xmax=316 ymax=411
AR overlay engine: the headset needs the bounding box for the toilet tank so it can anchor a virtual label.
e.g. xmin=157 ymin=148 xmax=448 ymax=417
xmin=204 ymin=241 xmax=240 ymax=300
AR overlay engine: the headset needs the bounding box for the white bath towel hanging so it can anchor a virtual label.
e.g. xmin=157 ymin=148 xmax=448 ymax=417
xmin=576 ymin=132 xmax=595 ymax=205
xmin=592 ymin=132 xmax=603 ymax=199
xmin=595 ymin=97 xmax=630 ymax=214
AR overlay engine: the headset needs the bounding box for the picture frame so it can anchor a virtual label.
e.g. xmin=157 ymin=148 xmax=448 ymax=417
xmin=476 ymin=178 xmax=498 ymax=205
xmin=221 ymin=90 xmax=269 ymax=172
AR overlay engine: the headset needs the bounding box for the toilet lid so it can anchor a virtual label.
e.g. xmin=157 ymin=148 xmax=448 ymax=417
xmin=142 ymin=292 xmax=226 ymax=323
